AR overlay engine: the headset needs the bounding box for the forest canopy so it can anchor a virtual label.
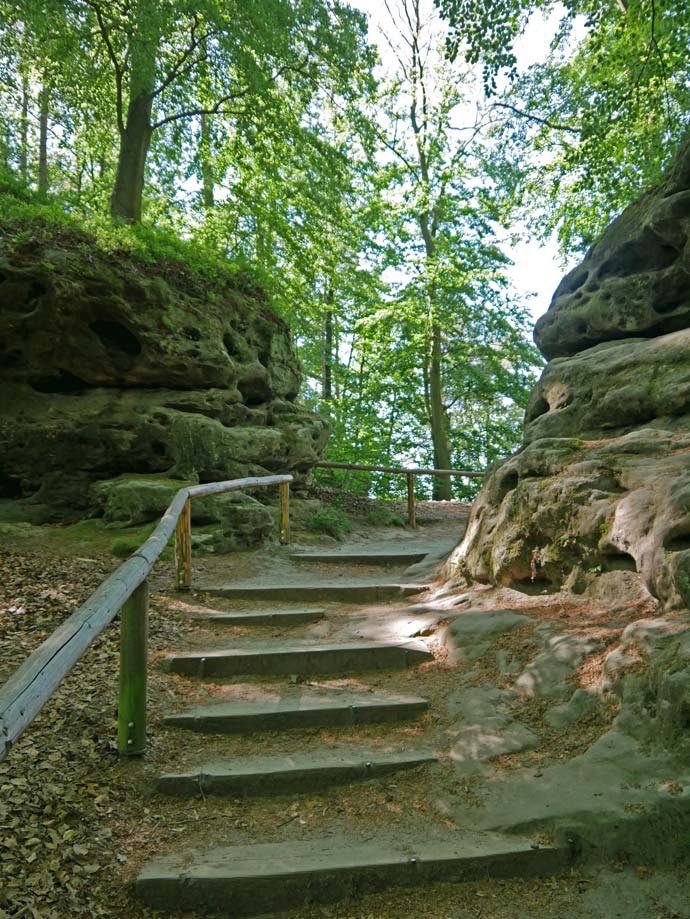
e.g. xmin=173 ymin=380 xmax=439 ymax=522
xmin=0 ymin=0 xmax=687 ymax=500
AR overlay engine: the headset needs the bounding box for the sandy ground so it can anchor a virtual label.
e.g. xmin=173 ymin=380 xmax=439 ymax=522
xmin=2 ymin=508 xmax=690 ymax=919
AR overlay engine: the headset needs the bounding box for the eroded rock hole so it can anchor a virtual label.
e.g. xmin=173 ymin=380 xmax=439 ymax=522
xmin=526 ymin=396 xmax=549 ymax=423
xmin=183 ymin=327 xmax=201 ymax=341
xmin=1 ymin=279 xmax=47 ymax=313
xmin=652 ymin=293 xmax=689 ymax=315
xmin=664 ymin=191 xmax=690 ymax=219
xmin=0 ymin=472 xmax=22 ymax=498
xmin=664 ymin=532 xmax=690 ymax=552
xmin=602 ymin=552 xmax=637 ymax=572
xmin=496 ymin=470 xmax=519 ymax=500
xmin=512 ymin=577 xmax=556 ymax=596
xmin=598 ymin=235 xmax=679 ymax=279
xmin=0 ymin=349 xmax=22 ymax=369
xmin=223 ymin=332 xmax=242 ymax=361
xmin=561 ymin=269 xmax=588 ymax=295
xmin=30 ymin=370 xmax=89 ymax=394
xmin=90 ymin=319 xmax=142 ymax=356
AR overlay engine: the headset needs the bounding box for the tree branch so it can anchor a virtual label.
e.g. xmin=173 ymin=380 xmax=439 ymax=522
xmin=152 ymin=57 xmax=300 ymax=130
xmin=491 ymin=101 xmax=577 ymax=133
xmin=152 ymin=92 xmax=250 ymax=129
xmin=152 ymin=13 xmax=205 ymax=98
xmin=83 ymin=0 xmax=125 ymax=135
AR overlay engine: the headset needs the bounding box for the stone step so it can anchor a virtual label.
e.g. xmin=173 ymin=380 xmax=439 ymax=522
xmin=163 ymin=640 xmax=433 ymax=678
xmin=184 ymin=607 xmax=326 ymax=627
xmin=163 ymin=691 xmax=429 ymax=734
xmin=137 ymin=833 xmax=574 ymax=916
xmin=290 ymin=550 xmax=428 ymax=566
xmin=155 ymin=750 xmax=437 ymax=797
xmin=203 ymin=581 xmax=427 ymax=603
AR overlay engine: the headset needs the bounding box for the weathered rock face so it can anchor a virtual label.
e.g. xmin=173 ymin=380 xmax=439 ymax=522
xmin=535 ymin=134 xmax=690 ymax=360
xmin=0 ymin=220 xmax=328 ymax=521
xmin=451 ymin=134 xmax=690 ymax=614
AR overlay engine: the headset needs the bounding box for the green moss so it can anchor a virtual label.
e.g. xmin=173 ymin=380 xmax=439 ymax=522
xmin=366 ymin=507 xmax=406 ymax=528
xmin=306 ymin=508 xmax=353 ymax=541
xmin=0 ymin=183 xmax=262 ymax=304
xmin=0 ymin=517 xmax=173 ymax=559
xmin=110 ymin=525 xmax=173 ymax=560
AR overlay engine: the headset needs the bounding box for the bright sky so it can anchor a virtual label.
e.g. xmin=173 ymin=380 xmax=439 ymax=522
xmin=349 ymin=0 xmax=578 ymax=327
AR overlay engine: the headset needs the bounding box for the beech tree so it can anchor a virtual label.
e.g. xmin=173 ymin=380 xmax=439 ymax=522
xmin=436 ymin=0 xmax=690 ymax=251
xmin=0 ymin=0 xmax=541 ymax=499
xmin=370 ymin=0 xmax=539 ymax=497
xmin=3 ymin=0 xmax=373 ymax=222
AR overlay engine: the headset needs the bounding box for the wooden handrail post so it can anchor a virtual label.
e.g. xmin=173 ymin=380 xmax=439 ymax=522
xmin=407 ymin=472 xmax=417 ymax=530
xmin=174 ymin=497 xmax=192 ymax=590
xmin=118 ymin=579 xmax=148 ymax=756
xmin=279 ymin=481 xmax=290 ymax=545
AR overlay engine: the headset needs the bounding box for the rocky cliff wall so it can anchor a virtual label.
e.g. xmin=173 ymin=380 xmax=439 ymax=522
xmin=0 ymin=218 xmax=328 ymax=523
xmin=450 ymin=134 xmax=690 ymax=612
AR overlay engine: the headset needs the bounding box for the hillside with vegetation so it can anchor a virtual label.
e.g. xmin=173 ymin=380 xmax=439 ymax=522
xmin=2 ymin=1 xmax=690 ymax=918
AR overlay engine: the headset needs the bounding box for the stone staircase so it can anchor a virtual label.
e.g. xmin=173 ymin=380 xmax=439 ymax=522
xmin=136 ymin=537 xmax=575 ymax=916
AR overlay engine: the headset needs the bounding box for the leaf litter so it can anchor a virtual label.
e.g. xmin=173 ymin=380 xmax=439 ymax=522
xmin=1 ymin=539 xmax=690 ymax=919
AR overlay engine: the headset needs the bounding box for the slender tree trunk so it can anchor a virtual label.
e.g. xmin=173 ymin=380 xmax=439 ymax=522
xmin=405 ymin=0 xmax=453 ymax=500
xmin=111 ymin=94 xmax=154 ymax=222
xmin=37 ymin=82 xmax=50 ymax=196
xmin=322 ymin=287 xmax=334 ymax=403
xmin=19 ymin=73 xmax=29 ymax=182
xmin=428 ymin=318 xmax=452 ymax=499
xmin=110 ymin=0 xmax=160 ymax=222
xmin=419 ymin=211 xmax=452 ymax=500
xmin=200 ymin=112 xmax=214 ymax=210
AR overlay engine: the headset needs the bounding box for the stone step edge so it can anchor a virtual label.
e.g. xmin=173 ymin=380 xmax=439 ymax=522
xmin=162 ymin=693 xmax=430 ymax=734
xmin=162 ymin=640 xmax=433 ymax=678
xmin=136 ymin=834 xmax=576 ymax=916
xmin=155 ymin=750 xmax=437 ymax=797
xmin=183 ymin=608 xmax=326 ymax=625
xmin=202 ymin=583 xmax=428 ymax=601
xmin=290 ymin=552 xmax=428 ymax=564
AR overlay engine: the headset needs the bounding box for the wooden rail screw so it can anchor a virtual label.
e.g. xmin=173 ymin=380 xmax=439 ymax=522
xmin=279 ymin=481 xmax=290 ymax=545
xmin=406 ymin=472 xmax=417 ymax=530
xmin=174 ymin=497 xmax=192 ymax=590
xmin=118 ymin=579 xmax=149 ymax=756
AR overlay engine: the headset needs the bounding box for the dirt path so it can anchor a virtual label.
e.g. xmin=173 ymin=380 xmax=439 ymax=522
xmin=2 ymin=516 xmax=690 ymax=918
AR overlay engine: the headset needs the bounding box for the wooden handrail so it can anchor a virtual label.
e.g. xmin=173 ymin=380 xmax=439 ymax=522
xmin=314 ymin=461 xmax=485 ymax=478
xmin=314 ymin=460 xmax=483 ymax=530
xmin=0 ymin=473 xmax=292 ymax=762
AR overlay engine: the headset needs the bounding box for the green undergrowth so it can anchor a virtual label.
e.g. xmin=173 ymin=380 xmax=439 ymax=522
xmin=366 ymin=506 xmax=406 ymax=527
xmin=0 ymin=518 xmax=173 ymax=560
xmin=306 ymin=507 xmax=353 ymax=540
xmin=0 ymin=174 xmax=263 ymax=300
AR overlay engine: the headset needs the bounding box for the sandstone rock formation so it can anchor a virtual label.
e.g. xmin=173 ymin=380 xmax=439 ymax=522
xmin=0 ymin=219 xmax=328 ymax=524
xmin=535 ymin=134 xmax=690 ymax=359
xmin=450 ymin=133 xmax=690 ymax=614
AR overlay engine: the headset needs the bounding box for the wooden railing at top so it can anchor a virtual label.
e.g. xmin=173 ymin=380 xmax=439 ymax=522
xmin=314 ymin=461 xmax=484 ymax=530
xmin=0 ymin=474 xmax=292 ymax=763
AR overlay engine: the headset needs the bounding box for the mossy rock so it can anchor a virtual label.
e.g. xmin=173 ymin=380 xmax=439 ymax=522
xmin=92 ymin=474 xmax=273 ymax=551
xmin=92 ymin=475 xmax=193 ymax=527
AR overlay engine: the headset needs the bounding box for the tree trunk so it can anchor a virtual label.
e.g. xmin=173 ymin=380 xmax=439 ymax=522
xmin=37 ymin=82 xmax=50 ymax=197
xmin=110 ymin=95 xmax=153 ymax=222
xmin=200 ymin=112 xmax=214 ymax=210
xmin=419 ymin=209 xmax=452 ymax=500
xmin=322 ymin=287 xmax=334 ymax=403
xmin=110 ymin=0 xmax=160 ymax=222
xmin=429 ymin=320 xmax=452 ymax=500
xmin=19 ymin=73 xmax=29 ymax=182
